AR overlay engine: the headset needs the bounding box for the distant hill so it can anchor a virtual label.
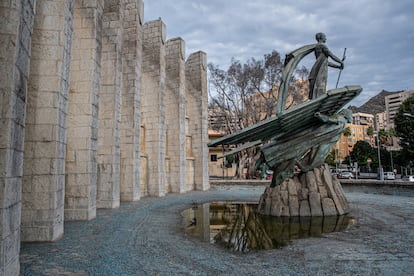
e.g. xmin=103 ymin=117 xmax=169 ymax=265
xmin=348 ymin=90 xmax=404 ymax=115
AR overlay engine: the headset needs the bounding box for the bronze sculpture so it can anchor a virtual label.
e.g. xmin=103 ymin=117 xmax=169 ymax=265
xmin=308 ymin=32 xmax=344 ymax=99
xmin=209 ymin=33 xmax=362 ymax=188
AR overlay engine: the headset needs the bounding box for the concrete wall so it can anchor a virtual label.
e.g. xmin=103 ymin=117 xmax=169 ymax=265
xmin=0 ymin=1 xmax=208 ymax=274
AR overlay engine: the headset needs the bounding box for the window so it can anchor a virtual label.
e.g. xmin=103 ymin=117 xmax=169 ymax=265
xmin=210 ymin=154 xmax=218 ymax=162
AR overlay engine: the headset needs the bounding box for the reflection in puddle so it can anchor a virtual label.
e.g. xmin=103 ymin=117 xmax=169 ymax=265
xmin=181 ymin=201 xmax=355 ymax=252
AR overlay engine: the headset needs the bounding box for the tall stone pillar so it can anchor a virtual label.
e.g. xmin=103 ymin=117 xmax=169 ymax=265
xmin=0 ymin=0 xmax=36 ymax=274
xmin=185 ymin=117 xmax=195 ymax=190
xmin=120 ymin=0 xmax=143 ymax=201
xmin=142 ymin=20 xmax=166 ymax=197
xmin=185 ymin=52 xmax=209 ymax=191
xmin=165 ymin=38 xmax=187 ymax=193
xmin=21 ymin=0 xmax=74 ymax=241
xmin=96 ymin=0 xmax=123 ymax=209
xmin=65 ymin=0 xmax=103 ymax=220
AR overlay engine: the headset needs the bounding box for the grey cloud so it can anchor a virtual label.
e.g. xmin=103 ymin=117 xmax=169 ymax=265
xmin=145 ymin=0 xmax=414 ymax=106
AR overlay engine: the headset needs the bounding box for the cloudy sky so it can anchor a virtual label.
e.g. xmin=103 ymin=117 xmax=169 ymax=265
xmin=144 ymin=0 xmax=414 ymax=106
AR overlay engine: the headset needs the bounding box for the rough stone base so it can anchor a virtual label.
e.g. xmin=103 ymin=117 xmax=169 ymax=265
xmin=257 ymin=164 xmax=348 ymax=217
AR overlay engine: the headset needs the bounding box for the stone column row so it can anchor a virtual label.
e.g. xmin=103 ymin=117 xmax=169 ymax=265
xmin=120 ymin=0 xmax=144 ymax=202
xmin=65 ymin=0 xmax=104 ymax=221
xmin=142 ymin=19 xmax=167 ymax=197
xmin=165 ymin=38 xmax=186 ymax=193
xmin=21 ymin=0 xmax=75 ymax=243
xmin=186 ymin=52 xmax=210 ymax=191
xmin=0 ymin=0 xmax=36 ymax=274
xmin=0 ymin=1 xmax=208 ymax=274
xmin=96 ymin=0 xmax=123 ymax=209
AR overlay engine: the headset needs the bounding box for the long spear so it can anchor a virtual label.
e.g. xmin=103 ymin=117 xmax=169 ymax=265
xmin=335 ymin=48 xmax=347 ymax=88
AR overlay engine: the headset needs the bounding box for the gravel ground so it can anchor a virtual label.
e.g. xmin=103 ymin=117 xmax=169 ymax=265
xmin=20 ymin=185 xmax=414 ymax=275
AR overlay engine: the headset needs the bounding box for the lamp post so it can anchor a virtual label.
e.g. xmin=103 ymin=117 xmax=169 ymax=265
xmin=402 ymin=113 xmax=413 ymax=176
xmin=374 ymin=131 xmax=383 ymax=180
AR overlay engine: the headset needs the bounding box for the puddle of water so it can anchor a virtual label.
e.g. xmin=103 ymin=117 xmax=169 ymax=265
xmin=181 ymin=201 xmax=355 ymax=252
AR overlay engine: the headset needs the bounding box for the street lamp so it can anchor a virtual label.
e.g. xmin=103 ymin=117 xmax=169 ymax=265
xmin=374 ymin=131 xmax=383 ymax=180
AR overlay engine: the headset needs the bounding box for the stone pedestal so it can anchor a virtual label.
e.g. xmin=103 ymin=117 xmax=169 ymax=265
xmin=257 ymin=164 xmax=348 ymax=217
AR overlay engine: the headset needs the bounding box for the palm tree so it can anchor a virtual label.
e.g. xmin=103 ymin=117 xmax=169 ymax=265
xmin=342 ymin=127 xmax=352 ymax=164
xmin=343 ymin=126 xmax=352 ymax=137
xmin=367 ymin=126 xmax=374 ymax=137
xmin=378 ymin=128 xmax=396 ymax=149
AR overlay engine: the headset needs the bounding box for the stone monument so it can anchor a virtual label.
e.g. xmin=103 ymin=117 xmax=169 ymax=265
xmin=208 ymin=33 xmax=362 ymax=217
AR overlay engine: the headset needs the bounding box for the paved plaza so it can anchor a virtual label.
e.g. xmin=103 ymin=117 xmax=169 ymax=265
xmin=20 ymin=184 xmax=414 ymax=275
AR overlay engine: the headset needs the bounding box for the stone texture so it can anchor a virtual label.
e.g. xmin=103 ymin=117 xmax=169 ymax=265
xmin=142 ymin=19 xmax=166 ymax=197
xmin=65 ymin=0 xmax=104 ymax=221
xmin=120 ymin=0 xmax=143 ymax=202
xmin=306 ymin=170 xmax=318 ymax=192
xmin=165 ymin=38 xmax=187 ymax=193
xmin=299 ymin=200 xmax=311 ymax=217
xmin=96 ymin=0 xmax=122 ymax=209
xmin=309 ymin=192 xmax=323 ymax=216
xmin=258 ymin=164 xmax=349 ymax=217
xmin=21 ymin=0 xmax=74 ymax=242
xmin=321 ymin=198 xmax=338 ymax=216
xmin=289 ymin=195 xmax=299 ymax=216
xmin=185 ymin=52 xmax=209 ymax=191
xmin=0 ymin=0 xmax=35 ymax=274
xmin=0 ymin=1 xmax=209 ymax=274
xmin=322 ymin=164 xmax=346 ymax=215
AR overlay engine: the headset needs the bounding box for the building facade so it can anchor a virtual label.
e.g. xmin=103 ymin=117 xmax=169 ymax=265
xmin=352 ymin=112 xmax=374 ymax=128
xmin=375 ymin=112 xmax=387 ymax=130
xmin=333 ymin=123 xmax=371 ymax=165
xmin=0 ymin=1 xmax=209 ymax=274
xmin=208 ymin=130 xmax=237 ymax=178
xmin=385 ymin=90 xmax=414 ymax=129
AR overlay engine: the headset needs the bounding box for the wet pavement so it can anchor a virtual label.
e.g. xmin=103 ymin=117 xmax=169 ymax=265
xmin=20 ymin=185 xmax=414 ymax=275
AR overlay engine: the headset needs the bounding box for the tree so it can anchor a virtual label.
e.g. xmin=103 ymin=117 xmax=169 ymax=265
xmin=343 ymin=126 xmax=352 ymax=137
xmin=378 ymin=128 xmax=395 ymax=147
xmin=208 ymin=51 xmax=283 ymax=133
xmin=348 ymin=140 xmax=376 ymax=166
xmin=208 ymin=50 xmax=309 ymax=178
xmin=394 ymin=94 xmax=414 ymax=163
xmin=367 ymin=126 xmax=374 ymax=137
xmin=324 ymin=149 xmax=337 ymax=167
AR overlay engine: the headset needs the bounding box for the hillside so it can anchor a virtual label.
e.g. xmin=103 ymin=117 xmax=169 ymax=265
xmin=348 ymin=90 xmax=403 ymax=115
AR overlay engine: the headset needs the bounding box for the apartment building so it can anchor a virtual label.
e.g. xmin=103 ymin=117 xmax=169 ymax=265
xmin=385 ymin=90 xmax=414 ymax=129
xmin=352 ymin=112 xmax=375 ymax=128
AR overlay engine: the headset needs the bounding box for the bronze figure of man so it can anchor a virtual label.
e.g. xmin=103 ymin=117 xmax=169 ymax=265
xmin=308 ymin=32 xmax=344 ymax=99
